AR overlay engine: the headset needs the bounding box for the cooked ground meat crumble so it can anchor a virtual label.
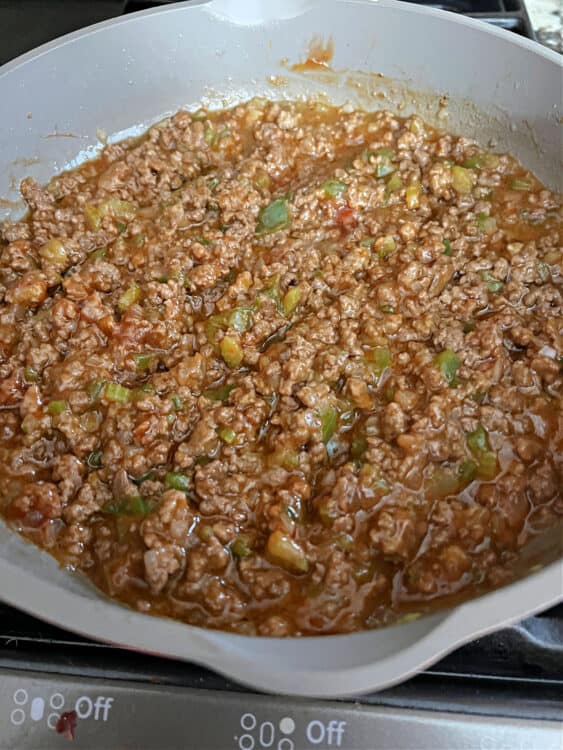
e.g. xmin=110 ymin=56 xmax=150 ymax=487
xmin=0 ymin=100 xmax=561 ymax=636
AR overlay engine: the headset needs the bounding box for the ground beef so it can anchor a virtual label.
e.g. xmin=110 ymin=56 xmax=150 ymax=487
xmin=0 ymin=100 xmax=561 ymax=636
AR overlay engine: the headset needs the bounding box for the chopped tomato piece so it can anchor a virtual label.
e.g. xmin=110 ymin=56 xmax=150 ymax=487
xmin=335 ymin=206 xmax=357 ymax=230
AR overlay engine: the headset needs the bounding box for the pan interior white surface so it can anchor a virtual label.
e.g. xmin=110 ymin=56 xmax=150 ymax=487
xmin=0 ymin=0 xmax=562 ymax=696
xmin=1 ymin=518 xmax=562 ymax=698
xmin=1 ymin=0 xmax=561 ymax=222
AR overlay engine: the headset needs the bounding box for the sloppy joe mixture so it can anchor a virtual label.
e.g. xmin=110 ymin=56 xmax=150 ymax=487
xmin=0 ymin=100 xmax=561 ymax=636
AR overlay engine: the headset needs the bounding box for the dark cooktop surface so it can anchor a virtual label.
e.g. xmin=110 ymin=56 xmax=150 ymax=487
xmin=1 ymin=601 xmax=563 ymax=712
xmin=0 ymin=601 xmax=562 ymax=749
xmin=0 ymin=0 xmax=534 ymax=67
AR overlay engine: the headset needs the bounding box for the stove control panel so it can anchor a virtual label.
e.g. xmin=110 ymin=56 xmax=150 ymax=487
xmin=1 ymin=669 xmax=561 ymax=750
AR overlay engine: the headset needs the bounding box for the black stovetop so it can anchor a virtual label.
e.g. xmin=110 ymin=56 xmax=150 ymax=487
xmin=0 ymin=0 xmax=535 ymax=68
xmin=1 ymin=601 xmax=562 ymax=718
